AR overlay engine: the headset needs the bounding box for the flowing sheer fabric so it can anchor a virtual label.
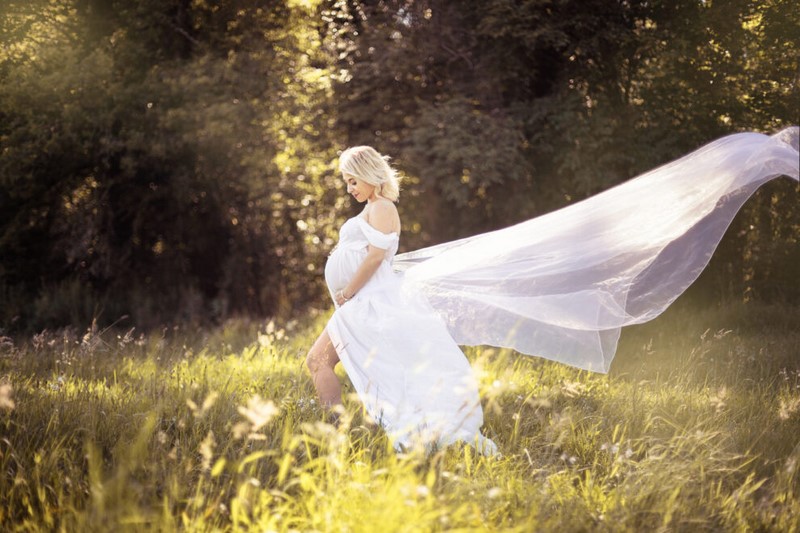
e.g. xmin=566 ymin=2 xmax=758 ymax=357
xmin=394 ymin=127 xmax=799 ymax=372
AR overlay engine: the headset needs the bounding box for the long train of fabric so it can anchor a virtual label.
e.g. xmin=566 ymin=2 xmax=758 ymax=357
xmin=393 ymin=127 xmax=799 ymax=372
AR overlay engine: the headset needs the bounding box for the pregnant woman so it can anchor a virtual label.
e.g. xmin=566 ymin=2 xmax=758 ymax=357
xmin=306 ymin=146 xmax=495 ymax=453
xmin=306 ymin=129 xmax=799 ymax=453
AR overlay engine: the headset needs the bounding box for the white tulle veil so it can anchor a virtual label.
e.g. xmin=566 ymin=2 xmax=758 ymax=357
xmin=393 ymin=127 xmax=799 ymax=372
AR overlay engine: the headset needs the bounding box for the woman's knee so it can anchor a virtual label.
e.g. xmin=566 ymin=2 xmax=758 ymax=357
xmin=307 ymin=329 xmax=338 ymax=374
xmin=305 ymin=350 xmax=323 ymax=373
xmin=306 ymin=341 xmax=338 ymax=374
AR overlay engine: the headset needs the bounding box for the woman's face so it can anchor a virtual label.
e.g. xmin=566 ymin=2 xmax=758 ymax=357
xmin=343 ymin=173 xmax=376 ymax=203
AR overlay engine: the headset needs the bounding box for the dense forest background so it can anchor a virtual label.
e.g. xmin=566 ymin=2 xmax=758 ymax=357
xmin=1 ymin=0 xmax=797 ymax=332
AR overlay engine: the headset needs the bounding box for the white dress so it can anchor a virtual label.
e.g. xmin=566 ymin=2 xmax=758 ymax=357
xmin=324 ymin=216 xmax=496 ymax=453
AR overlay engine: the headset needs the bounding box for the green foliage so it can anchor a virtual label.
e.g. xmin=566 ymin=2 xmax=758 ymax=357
xmin=1 ymin=1 xmax=340 ymax=331
xmin=405 ymin=98 xmax=528 ymax=211
xmin=1 ymin=301 xmax=799 ymax=530
xmin=1 ymin=0 xmax=798 ymax=331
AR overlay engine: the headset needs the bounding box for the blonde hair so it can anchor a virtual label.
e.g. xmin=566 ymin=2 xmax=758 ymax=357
xmin=339 ymin=146 xmax=400 ymax=202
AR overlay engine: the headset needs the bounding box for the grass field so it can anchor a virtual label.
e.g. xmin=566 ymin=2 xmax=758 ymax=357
xmin=1 ymin=299 xmax=799 ymax=531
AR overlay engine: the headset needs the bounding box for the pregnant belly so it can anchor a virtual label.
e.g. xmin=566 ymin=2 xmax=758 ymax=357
xmin=324 ymin=247 xmax=362 ymax=292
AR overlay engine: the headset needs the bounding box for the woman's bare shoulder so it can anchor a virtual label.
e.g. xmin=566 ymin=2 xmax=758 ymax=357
xmin=367 ymin=199 xmax=400 ymax=233
xmin=369 ymin=198 xmax=398 ymax=215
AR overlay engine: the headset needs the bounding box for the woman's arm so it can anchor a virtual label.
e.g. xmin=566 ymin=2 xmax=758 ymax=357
xmin=336 ymin=201 xmax=399 ymax=305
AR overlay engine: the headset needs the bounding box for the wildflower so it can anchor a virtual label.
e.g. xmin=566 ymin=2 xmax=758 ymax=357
xmin=199 ymin=430 xmax=216 ymax=471
xmin=0 ymin=383 xmax=14 ymax=410
xmin=559 ymin=452 xmax=577 ymax=465
xmin=237 ymin=395 xmax=279 ymax=431
xmin=257 ymin=333 xmax=271 ymax=348
xmin=778 ymin=396 xmax=800 ymax=421
xmin=786 ymin=457 xmax=797 ymax=475
xmin=117 ymin=327 xmax=135 ymax=348
xmin=624 ymin=447 xmax=634 ymax=459
xmin=33 ymin=330 xmax=48 ymax=350
xmin=561 ymin=381 xmax=586 ymax=397
xmin=709 ymin=387 xmax=728 ymax=413
xmin=232 ymin=422 xmax=250 ymax=440
xmin=600 ymin=442 xmax=620 ymax=455
xmin=187 ymin=391 xmax=219 ymax=418
xmin=258 ymin=320 xmax=286 ymax=347
xmin=0 ymin=336 xmax=14 ymax=352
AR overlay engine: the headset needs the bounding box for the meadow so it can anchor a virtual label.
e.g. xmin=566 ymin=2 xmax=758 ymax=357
xmin=1 ymin=298 xmax=799 ymax=532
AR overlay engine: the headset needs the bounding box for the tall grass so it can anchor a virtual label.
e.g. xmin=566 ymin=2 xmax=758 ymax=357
xmin=1 ymin=300 xmax=799 ymax=531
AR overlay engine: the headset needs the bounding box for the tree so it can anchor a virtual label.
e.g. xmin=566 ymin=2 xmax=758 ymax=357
xmin=1 ymin=0 xmax=342 ymax=330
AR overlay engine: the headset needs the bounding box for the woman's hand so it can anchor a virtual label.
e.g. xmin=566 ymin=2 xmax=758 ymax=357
xmin=335 ymin=289 xmax=351 ymax=306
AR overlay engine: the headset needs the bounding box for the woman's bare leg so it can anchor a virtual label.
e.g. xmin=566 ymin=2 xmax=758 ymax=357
xmin=305 ymin=329 xmax=342 ymax=407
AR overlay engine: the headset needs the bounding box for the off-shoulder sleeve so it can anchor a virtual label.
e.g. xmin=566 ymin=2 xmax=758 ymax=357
xmin=356 ymin=217 xmax=399 ymax=250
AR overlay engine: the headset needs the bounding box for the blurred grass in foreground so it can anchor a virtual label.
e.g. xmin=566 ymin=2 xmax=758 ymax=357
xmin=1 ymin=300 xmax=799 ymax=531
